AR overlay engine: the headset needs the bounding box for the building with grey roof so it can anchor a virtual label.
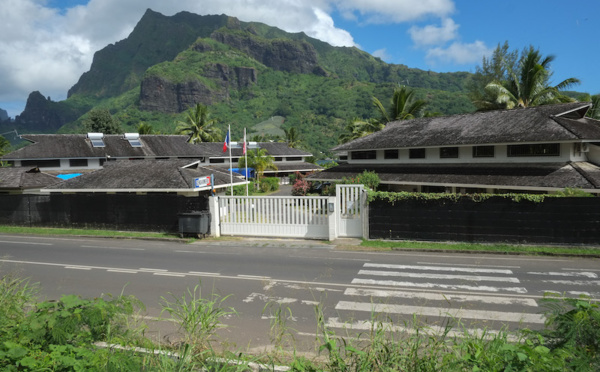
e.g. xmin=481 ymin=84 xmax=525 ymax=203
xmin=310 ymin=102 xmax=600 ymax=194
xmin=1 ymin=134 xmax=321 ymax=185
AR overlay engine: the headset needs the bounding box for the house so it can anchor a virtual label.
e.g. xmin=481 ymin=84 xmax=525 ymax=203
xmin=309 ymin=102 xmax=600 ymax=194
xmin=42 ymin=159 xmax=246 ymax=195
xmin=1 ymin=134 xmax=321 ymax=183
xmin=0 ymin=166 xmax=62 ymax=194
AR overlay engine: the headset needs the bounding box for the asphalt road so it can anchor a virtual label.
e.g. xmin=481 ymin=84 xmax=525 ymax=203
xmin=1 ymin=234 xmax=599 ymax=353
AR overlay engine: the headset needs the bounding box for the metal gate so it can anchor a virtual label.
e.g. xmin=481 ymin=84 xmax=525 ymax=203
xmin=218 ymin=195 xmax=330 ymax=239
xmin=336 ymin=184 xmax=364 ymax=238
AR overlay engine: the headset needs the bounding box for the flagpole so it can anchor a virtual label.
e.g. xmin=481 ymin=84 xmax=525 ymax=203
xmin=228 ymin=124 xmax=233 ymax=196
xmin=244 ymin=127 xmax=248 ymax=197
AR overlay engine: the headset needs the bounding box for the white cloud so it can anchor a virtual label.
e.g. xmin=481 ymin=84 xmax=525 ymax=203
xmin=425 ymin=40 xmax=493 ymax=65
xmin=0 ymin=0 xmax=357 ymax=111
xmin=372 ymin=48 xmax=391 ymax=62
xmin=408 ymin=18 xmax=459 ymax=46
xmin=331 ymin=0 xmax=455 ymax=23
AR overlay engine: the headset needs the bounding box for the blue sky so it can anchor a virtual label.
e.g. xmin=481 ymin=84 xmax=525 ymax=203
xmin=1 ymin=0 xmax=598 ymax=118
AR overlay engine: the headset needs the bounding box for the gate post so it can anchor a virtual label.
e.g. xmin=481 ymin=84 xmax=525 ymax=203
xmin=209 ymin=196 xmax=220 ymax=237
xmin=361 ymin=189 xmax=369 ymax=240
xmin=328 ymin=196 xmax=337 ymax=241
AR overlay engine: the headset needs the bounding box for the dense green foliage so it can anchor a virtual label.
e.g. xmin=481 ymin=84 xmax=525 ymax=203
xmin=82 ymin=108 xmax=123 ymax=134
xmin=470 ymin=43 xmax=580 ymax=110
xmin=175 ymin=103 xmax=222 ymax=143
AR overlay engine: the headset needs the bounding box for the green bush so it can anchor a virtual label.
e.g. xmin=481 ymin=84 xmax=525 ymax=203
xmin=260 ymin=177 xmax=280 ymax=193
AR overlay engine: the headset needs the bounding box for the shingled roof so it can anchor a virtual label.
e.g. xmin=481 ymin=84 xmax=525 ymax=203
xmin=1 ymin=135 xmax=312 ymax=160
xmin=308 ymin=162 xmax=600 ymax=191
xmin=333 ymin=102 xmax=600 ymax=151
xmin=1 ymin=134 xmax=219 ymax=160
xmin=0 ymin=167 xmax=62 ymax=190
xmin=45 ymin=160 xmax=246 ymax=192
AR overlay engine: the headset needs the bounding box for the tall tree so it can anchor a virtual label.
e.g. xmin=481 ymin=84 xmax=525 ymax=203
xmin=283 ymin=127 xmax=301 ymax=148
xmin=372 ymin=86 xmax=427 ymax=123
xmin=587 ymin=95 xmax=600 ymax=120
xmin=467 ymin=41 xmax=518 ymax=110
xmin=175 ymin=103 xmax=222 ymax=143
xmin=473 ymin=45 xmax=580 ymax=110
xmin=137 ymin=122 xmax=154 ymax=134
xmin=238 ymin=148 xmax=277 ymax=181
xmin=83 ymin=108 xmax=122 ymax=134
xmin=338 ymin=118 xmax=384 ymax=144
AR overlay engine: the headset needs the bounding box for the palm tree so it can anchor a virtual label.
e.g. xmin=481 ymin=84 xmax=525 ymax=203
xmin=587 ymin=95 xmax=600 ymax=120
xmin=283 ymin=127 xmax=301 ymax=148
xmin=238 ymin=148 xmax=277 ymax=181
xmin=175 ymin=103 xmax=222 ymax=143
xmin=137 ymin=122 xmax=154 ymax=134
xmin=479 ymin=47 xmax=580 ymax=109
xmin=338 ymin=118 xmax=384 ymax=144
xmin=372 ymin=86 xmax=428 ymax=124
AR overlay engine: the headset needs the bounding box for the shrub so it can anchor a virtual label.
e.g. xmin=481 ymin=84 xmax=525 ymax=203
xmin=342 ymin=170 xmax=380 ymax=190
xmin=291 ymin=179 xmax=310 ymax=196
xmin=260 ymin=177 xmax=280 ymax=193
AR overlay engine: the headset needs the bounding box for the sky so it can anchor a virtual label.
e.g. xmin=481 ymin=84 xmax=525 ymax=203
xmin=1 ymin=0 xmax=599 ymax=119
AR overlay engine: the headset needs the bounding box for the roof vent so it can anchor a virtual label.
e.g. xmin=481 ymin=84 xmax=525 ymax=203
xmin=87 ymin=133 xmax=105 ymax=147
xmin=124 ymin=133 xmax=142 ymax=147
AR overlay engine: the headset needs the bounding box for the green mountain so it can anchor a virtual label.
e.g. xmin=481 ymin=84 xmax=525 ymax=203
xmin=6 ymin=8 xmax=477 ymax=157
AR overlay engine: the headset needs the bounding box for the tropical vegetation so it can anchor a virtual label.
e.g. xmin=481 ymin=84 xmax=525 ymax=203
xmin=83 ymin=108 xmax=122 ymax=134
xmin=471 ymin=43 xmax=581 ymax=110
xmin=175 ymin=103 xmax=222 ymax=143
xmin=237 ymin=148 xmax=277 ymax=181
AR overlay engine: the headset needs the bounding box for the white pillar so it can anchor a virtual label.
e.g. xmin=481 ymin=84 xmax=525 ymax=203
xmin=209 ymin=196 xmax=220 ymax=238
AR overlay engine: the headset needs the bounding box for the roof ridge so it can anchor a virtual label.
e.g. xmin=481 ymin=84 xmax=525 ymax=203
xmin=550 ymin=115 xmax=583 ymax=139
xmin=570 ymin=162 xmax=600 ymax=188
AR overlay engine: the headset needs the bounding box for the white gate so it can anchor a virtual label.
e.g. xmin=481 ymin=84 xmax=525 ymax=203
xmin=336 ymin=184 xmax=364 ymax=238
xmin=218 ymin=195 xmax=330 ymax=239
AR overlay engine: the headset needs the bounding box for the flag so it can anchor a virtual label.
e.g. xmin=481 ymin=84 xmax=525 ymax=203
xmin=242 ymin=131 xmax=247 ymax=155
xmin=223 ymin=129 xmax=229 ymax=152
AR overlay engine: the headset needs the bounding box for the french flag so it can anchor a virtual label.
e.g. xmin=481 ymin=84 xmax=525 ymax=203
xmin=223 ymin=129 xmax=230 ymax=152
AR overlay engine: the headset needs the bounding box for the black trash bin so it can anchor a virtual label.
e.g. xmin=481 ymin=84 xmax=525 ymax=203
xmin=178 ymin=211 xmax=210 ymax=238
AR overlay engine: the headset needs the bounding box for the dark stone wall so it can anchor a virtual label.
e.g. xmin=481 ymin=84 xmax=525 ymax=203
xmin=0 ymin=194 xmax=208 ymax=232
xmin=369 ymin=197 xmax=600 ymax=245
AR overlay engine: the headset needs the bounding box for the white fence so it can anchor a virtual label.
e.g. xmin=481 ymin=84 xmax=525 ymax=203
xmin=217 ymin=195 xmax=331 ymax=239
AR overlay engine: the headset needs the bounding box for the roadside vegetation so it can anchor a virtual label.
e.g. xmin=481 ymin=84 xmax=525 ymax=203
xmin=1 ymin=274 xmax=598 ymax=371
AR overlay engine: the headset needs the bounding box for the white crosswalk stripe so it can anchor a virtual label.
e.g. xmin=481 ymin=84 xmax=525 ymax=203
xmin=358 ymin=269 xmax=521 ymax=283
xmin=343 ymin=288 xmax=538 ymax=307
xmin=351 ymin=278 xmax=528 ymax=293
xmin=335 ymin=301 xmax=545 ymax=324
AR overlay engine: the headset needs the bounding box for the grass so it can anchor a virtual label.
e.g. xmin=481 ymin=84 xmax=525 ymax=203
xmin=0 ymin=225 xmax=178 ymax=239
xmin=360 ymin=239 xmax=600 ymax=257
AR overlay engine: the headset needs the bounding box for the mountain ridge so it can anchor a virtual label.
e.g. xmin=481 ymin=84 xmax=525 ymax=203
xmin=2 ymin=9 xmax=477 ymax=155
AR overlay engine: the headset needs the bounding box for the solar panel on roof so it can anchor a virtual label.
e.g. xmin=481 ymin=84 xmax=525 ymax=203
xmin=87 ymin=133 xmax=105 ymax=147
xmin=124 ymin=133 xmax=142 ymax=147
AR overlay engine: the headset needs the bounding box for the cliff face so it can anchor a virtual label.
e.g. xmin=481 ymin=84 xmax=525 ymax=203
xmin=139 ymin=64 xmax=257 ymax=113
xmin=0 ymin=108 xmax=8 ymax=121
xmin=211 ymin=30 xmax=327 ymax=76
xmin=14 ymin=92 xmax=65 ymax=131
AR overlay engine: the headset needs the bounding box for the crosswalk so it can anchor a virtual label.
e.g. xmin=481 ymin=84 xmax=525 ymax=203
xmin=243 ymin=261 xmax=599 ymax=340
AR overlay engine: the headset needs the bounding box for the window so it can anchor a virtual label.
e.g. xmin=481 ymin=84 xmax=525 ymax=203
xmin=69 ymin=159 xmax=88 ymax=167
xmin=384 ymin=149 xmax=399 ymax=159
xmin=275 ymin=157 xmax=283 ymax=162
xmin=473 ymin=146 xmax=495 ymax=158
xmin=286 ymin=157 xmax=302 ymax=161
xmin=409 ymin=148 xmax=426 ymax=159
xmin=351 ymin=150 xmax=377 ymax=160
xmin=210 ymin=158 xmax=225 ymax=163
xmin=22 ymin=159 xmax=60 ymax=168
xmin=440 ymin=147 xmax=459 ymax=158
xmin=507 ymin=143 xmax=560 ymax=157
